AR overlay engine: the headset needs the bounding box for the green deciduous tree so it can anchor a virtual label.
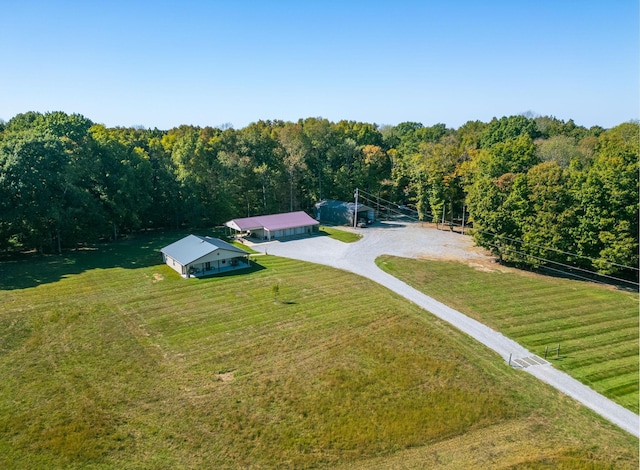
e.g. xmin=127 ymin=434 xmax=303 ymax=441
xmin=475 ymin=134 xmax=540 ymax=178
xmin=466 ymin=172 xmax=523 ymax=261
xmin=0 ymin=130 xmax=71 ymax=252
xmin=479 ymin=115 xmax=540 ymax=149
xmin=519 ymin=162 xmax=575 ymax=266
xmin=535 ymin=135 xmax=582 ymax=168
xmin=573 ymin=122 xmax=639 ymax=275
xmin=277 ymin=123 xmax=308 ymax=211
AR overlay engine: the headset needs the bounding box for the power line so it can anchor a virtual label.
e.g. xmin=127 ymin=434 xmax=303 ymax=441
xmin=487 ymin=242 xmax=639 ymax=288
xmin=437 ymin=213 xmax=639 ymax=274
xmin=357 ymin=188 xmax=433 ymax=222
xmin=477 ymin=229 xmax=639 ymax=273
xmin=355 ymin=186 xmax=639 ymax=283
xmin=541 ymin=265 xmax=616 ymax=285
xmin=413 ymin=203 xmax=637 ymax=274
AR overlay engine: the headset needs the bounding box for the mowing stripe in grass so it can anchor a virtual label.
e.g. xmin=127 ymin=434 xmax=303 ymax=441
xmin=523 ymin=327 xmax=638 ymax=353
xmin=560 ymin=342 xmax=639 ymax=369
xmin=602 ymin=376 xmax=640 ymax=398
xmin=578 ymin=359 xmax=639 ymax=382
xmin=507 ymin=315 xmax=637 ymax=341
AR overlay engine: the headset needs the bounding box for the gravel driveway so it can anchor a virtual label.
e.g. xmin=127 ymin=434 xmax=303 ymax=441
xmin=248 ymin=221 xmax=639 ymax=437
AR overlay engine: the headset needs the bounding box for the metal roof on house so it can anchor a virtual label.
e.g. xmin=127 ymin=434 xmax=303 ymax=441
xmin=226 ymin=211 xmax=319 ymax=232
xmin=315 ymin=199 xmax=374 ymax=212
xmin=160 ymin=235 xmax=246 ymax=265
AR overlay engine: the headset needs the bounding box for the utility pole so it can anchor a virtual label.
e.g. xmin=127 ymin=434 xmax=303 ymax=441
xmin=461 ymin=204 xmax=466 ymax=234
xmin=450 ymin=199 xmax=454 ymax=230
xmin=354 ymin=188 xmax=359 ymax=228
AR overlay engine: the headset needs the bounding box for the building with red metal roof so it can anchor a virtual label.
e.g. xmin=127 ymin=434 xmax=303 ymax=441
xmin=225 ymin=211 xmax=319 ymax=241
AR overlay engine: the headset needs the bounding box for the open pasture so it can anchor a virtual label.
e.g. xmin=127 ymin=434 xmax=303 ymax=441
xmin=0 ymin=234 xmax=637 ymax=468
xmin=377 ymin=255 xmax=639 ymax=414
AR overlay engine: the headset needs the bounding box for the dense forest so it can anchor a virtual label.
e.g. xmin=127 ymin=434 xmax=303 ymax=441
xmin=0 ymin=111 xmax=637 ymax=280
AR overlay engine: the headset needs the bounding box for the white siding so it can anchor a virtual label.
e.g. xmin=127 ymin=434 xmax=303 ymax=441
xmin=164 ymin=255 xmax=185 ymax=276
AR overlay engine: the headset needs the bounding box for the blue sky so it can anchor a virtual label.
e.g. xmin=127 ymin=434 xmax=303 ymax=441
xmin=1 ymin=0 xmax=638 ymax=130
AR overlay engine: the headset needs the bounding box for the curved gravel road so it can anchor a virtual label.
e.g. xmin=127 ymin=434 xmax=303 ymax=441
xmin=249 ymin=221 xmax=639 ymax=437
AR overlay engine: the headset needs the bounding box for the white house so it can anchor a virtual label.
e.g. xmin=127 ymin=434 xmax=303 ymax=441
xmin=225 ymin=211 xmax=319 ymax=241
xmin=161 ymin=235 xmax=250 ymax=278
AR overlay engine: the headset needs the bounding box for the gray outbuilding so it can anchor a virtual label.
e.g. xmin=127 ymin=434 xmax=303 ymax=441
xmin=314 ymin=199 xmax=375 ymax=226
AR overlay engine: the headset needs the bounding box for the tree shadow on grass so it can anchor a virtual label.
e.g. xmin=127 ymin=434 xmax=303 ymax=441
xmin=511 ymin=264 xmax=639 ymax=293
xmin=0 ymin=231 xmax=194 ymax=290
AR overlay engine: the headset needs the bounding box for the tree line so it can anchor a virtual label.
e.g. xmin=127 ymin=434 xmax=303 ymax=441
xmin=0 ymin=111 xmax=637 ymax=279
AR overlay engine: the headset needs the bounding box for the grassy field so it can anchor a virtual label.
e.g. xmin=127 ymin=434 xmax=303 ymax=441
xmin=319 ymin=225 xmax=362 ymax=243
xmin=0 ymin=233 xmax=637 ymax=468
xmin=377 ymin=255 xmax=639 ymax=414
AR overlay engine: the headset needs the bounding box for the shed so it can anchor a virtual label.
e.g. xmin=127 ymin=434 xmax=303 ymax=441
xmin=161 ymin=235 xmax=250 ymax=278
xmin=225 ymin=211 xmax=319 ymax=241
xmin=314 ymin=199 xmax=375 ymax=226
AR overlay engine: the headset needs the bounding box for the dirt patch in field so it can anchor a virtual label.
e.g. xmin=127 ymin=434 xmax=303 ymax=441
xmin=416 ymin=252 xmax=507 ymax=273
xmin=215 ymin=371 xmax=235 ymax=382
xmin=153 ymin=273 xmax=164 ymax=282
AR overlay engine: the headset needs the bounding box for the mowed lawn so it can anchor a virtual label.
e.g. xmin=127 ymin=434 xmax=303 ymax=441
xmin=0 ymin=234 xmax=637 ymax=469
xmin=319 ymin=225 xmax=362 ymax=243
xmin=377 ymin=255 xmax=639 ymax=413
